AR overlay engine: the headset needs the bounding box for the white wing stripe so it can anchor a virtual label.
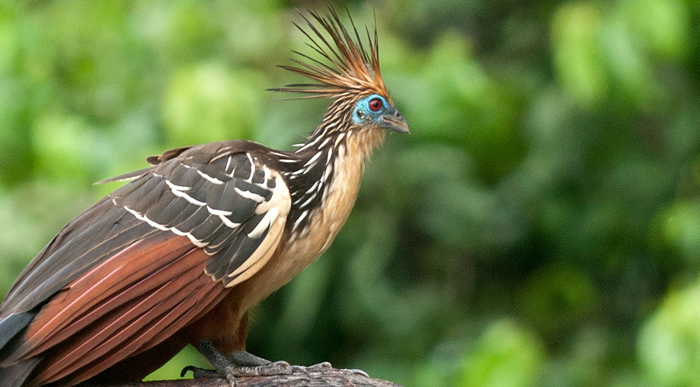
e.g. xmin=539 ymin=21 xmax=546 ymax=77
xmin=245 ymin=153 xmax=255 ymax=182
xmin=124 ymin=206 xmax=169 ymax=231
xmin=207 ymin=206 xmax=232 ymax=216
xmin=171 ymin=227 xmax=207 ymax=248
xmin=197 ymin=169 xmax=224 ymax=185
xmin=234 ymin=187 xmax=265 ymax=203
xmin=166 ymin=180 xmax=190 ymax=191
xmin=247 ymin=209 xmax=275 ymax=240
xmin=123 ymin=206 xmax=207 ymax=247
xmin=225 ymin=156 xmax=232 ymax=173
xmin=219 ymin=214 xmax=241 ymax=229
xmin=171 ymin=187 xmax=206 ymax=206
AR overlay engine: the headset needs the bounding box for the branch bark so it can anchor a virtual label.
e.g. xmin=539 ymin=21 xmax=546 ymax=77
xmin=92 ymin=368 xmax=403 ymax=387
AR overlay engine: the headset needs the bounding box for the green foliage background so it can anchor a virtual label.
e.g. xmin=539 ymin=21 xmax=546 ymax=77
xmin=0 ymin=0 xmax=699 ymax=386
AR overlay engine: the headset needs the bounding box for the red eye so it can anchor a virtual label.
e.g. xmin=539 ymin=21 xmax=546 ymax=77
xmin=368 ymin=98 xmax=383 ymax=112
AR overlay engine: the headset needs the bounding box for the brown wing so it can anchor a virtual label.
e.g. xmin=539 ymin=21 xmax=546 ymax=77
xmin=0 ymin=141 xmax=292 ymax=386
xmin=24 ymin=234 xmax=226 ymax=385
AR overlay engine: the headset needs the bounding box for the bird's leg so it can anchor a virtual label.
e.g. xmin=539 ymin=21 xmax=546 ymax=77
xmin=184 ymin=339 xmax=326 ymax=386
xmin=182 ymin=339 xmax=341 ymax=385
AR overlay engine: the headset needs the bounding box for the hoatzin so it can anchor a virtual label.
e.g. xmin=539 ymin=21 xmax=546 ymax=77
xmin=0 ymin=7 xmax=409 ymax=387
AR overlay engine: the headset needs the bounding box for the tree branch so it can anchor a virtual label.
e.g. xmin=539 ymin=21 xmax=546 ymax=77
xmin=93 ymin=368 xmax=403 ymax=387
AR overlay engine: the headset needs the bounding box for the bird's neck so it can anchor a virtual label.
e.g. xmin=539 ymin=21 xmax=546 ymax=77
xmin=282 ymin=121 xmax=385 ymax=237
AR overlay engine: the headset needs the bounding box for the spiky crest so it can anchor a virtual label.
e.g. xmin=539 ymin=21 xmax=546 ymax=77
xmin=273 ymin=6 xmax=388 ymax=101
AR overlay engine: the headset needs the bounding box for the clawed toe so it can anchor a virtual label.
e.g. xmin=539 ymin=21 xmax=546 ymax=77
xmin=290 ymin=361 xmax=333 ymax=374
xmin=343 ymin=368 xmax=370 ymax=377
xmin=230 ymin=360 xmax=293 ymax=377
xmin=181 ymin=365 xmax=237 ymax=387
xmin=181 ymin=365 xmax=218 ymax=379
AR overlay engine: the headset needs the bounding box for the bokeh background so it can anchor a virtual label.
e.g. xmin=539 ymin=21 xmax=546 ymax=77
xmin=0 ymin=0 xmax=699 ymax=386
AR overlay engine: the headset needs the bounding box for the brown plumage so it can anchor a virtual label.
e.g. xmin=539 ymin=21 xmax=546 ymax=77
xmin=0 ymin=6 xmax=409 ymax=387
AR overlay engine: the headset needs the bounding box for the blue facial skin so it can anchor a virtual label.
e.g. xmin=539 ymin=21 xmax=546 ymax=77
xmin=352 ymin=94 xmax=390 ymax=125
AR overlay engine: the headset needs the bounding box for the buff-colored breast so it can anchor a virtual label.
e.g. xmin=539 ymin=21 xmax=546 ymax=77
xmin=239 ymin=127 xmax=386 ymax=312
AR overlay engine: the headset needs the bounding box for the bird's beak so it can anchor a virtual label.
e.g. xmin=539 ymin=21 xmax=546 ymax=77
xmin=380 ymin=109 xmax=410 ymax=134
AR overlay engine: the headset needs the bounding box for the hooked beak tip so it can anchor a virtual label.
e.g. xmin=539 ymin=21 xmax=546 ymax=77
xmin=381 ymin=110 xmax=410 ymax=134
xmin=393 ymin=122 xmax=411 ymax=134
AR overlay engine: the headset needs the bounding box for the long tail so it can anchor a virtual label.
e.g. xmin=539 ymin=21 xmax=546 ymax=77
xmin=0 ymin=313 xmax=39 ymax=387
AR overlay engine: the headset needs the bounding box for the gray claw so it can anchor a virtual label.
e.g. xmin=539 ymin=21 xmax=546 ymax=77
xmin=342 ymin=368 xmax=370 ymax=378
xmin=307 ymin=361 xmax=333 ymax=371
xmin=290 ymin=361 xmax=333 ymax=374
xmin=181 ymin=366 xmax=236 ymax=387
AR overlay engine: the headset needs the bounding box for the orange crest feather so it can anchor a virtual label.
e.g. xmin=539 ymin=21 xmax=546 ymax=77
xmin=273 ymin=6 xmax=388 ymax=99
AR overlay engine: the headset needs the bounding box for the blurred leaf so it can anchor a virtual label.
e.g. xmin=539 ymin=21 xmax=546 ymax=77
xmin=638 ymin=282 xmax=700 ymax=386
xmin=552 ymin=3 xmax=608 ymax=107
xmin=621 ymin=0 xmax=690 ymax=61
xmin=457 ymin=320 xmax=544 ymax=387
xmin=33 ymin=112 xmax=110 ymax=183
xmin=144 ymin=345 xmax=208 ymax=381
xmin=662 ymin=201 xmax=700 ymax=264
xmin=601 ymin=11 xmax=656 ymax=106
xmin=162 ymin=63 xmax=263 ymax=146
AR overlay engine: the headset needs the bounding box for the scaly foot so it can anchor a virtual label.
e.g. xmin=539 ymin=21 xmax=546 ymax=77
xmin=181 ymin=340 xmax=335 ymax=386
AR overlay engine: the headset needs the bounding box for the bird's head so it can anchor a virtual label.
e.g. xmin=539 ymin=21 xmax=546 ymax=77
xmin=352 ymin=94 xmax=409 ymax=134
xmin=274 ymin=6 xmax=409 ymax=137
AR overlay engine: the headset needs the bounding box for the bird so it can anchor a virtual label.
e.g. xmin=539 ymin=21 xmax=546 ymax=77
xmin=0 ymin=6 xmax=408 ymax=387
